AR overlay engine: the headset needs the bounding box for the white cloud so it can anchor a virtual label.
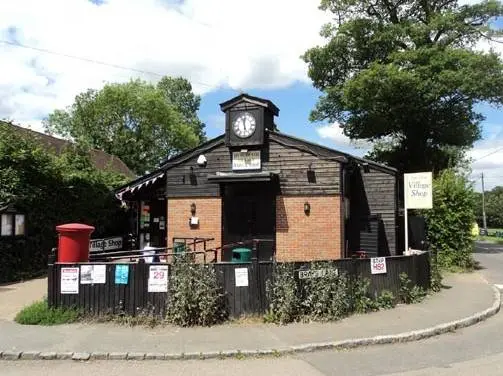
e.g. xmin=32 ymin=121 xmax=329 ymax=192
xmin=316 ymin=122 xmax=370 ymax=155
xmin=469 ymin=124 xmax=503 ymax=191
xmin=0 ymin=0 xmax=330 ymax=131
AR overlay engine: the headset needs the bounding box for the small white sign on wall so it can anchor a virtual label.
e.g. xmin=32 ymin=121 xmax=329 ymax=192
xmin=235 ymin=268 xmax=249 ymax=287
xmin=232 ymin=150 xmax=261 ymax=171
xmin=371 ymin=257 xmax=387 ymax=275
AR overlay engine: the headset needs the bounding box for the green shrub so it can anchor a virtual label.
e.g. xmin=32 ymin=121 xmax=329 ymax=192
xmin=15 ymin=300 xmax=81 ymax=325
xmin=399 ymin=273 xmax=427 ymax=304
xmin=0 ymin=122 xmax=130 ymax=284
xmin=166 ymin=254 xmax=227 ymax=327
xmin=300 ymin=262 xmax=351 ymax=321
xmin=421 ymin=169 xmax=476 ymax=271
xmin=351 ymin=278 xmax=378 ymax=314
xmin=376 ymin=290 xmax=396 ymax=310
xmin=264 ymin=263 xmax=300 ymax=324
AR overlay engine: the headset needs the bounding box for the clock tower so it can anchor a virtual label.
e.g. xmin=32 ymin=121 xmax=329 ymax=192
xmin=220 ymin=94 xmax=279 ymax=148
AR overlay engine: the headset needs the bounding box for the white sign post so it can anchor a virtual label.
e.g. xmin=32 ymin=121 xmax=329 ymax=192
xmin=404 ymin=172 xmax=433 ymax=254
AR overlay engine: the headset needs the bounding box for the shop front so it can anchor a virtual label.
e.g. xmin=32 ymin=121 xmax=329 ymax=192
xmin=116 ymin=94 xmax=400 ymax=262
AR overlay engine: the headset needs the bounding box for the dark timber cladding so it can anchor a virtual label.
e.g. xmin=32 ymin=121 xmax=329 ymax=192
xmin=115 ymin=93 xmax=401 ymax=258
xmin=165 ymin=133 xmax=343 ymax=198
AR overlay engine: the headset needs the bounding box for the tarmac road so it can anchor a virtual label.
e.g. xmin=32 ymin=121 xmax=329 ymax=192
xmin=2 ymin=241 xmax=503 ymax=376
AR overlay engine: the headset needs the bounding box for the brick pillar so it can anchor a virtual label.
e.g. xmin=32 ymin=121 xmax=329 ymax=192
xmin=167 ymin=197 xmax=222 ymax=261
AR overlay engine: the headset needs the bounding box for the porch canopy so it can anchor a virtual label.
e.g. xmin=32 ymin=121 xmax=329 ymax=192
xmin=207 ymin=171 xmax=279 ymax=183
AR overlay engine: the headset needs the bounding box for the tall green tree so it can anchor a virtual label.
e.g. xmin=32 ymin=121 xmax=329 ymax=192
xmin=44 ymin=78 xmax=202 ymax=175
xmin=0 ymin=122 xmax=129 ymax=283
xmin=474 ymin=185 xmax=503 ymax=228
xmin=157 ymin=77 xmax=206 ymax=141
xmin=303 ymin=0 xmax=503 ymax=174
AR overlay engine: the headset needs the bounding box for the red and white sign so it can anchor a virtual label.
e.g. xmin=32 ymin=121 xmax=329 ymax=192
xmin=371 ymin=257 xmax=387 ymax=275
xmin=61 ymin=267 xmax=79 ymax=294
xmin=148 ymin=265 xmax=168 ymax=292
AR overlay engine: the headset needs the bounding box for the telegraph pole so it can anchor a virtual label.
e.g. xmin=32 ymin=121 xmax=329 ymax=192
xmin=481 ymin=172 xmax=488 ymax=233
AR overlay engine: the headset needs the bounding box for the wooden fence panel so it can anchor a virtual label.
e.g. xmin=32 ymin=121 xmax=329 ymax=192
xmin=48 ymin=253 xmax=430 ymax=318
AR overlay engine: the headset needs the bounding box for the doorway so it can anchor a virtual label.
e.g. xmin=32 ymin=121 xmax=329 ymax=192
xmin=222 ymin=182 xmax=276 ymax=261
xmin=138 ymin=199 xmax=167 ymax=249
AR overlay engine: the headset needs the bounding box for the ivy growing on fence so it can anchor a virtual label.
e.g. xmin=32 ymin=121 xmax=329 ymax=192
xmin=265 ymin=262 xmax=406 ymax=324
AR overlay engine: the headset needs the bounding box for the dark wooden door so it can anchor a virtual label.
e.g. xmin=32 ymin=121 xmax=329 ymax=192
xmin=148 ymin=199 xmax=167 ymax=248
xmin=222 ymin=183 xmax=275 ymax=261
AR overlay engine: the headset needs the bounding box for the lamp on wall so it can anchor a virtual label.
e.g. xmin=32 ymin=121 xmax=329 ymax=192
xmin=304 ymin=201 xmax=311 ymax=216
xmin=190 ymin=202 xmax=196 ymax=216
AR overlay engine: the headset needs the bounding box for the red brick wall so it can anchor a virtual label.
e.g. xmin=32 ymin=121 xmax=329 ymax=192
xmin=167 ymin=197 xmax=222 ymax=262
xmin=276 ymin=195 xmax=342 ymax=262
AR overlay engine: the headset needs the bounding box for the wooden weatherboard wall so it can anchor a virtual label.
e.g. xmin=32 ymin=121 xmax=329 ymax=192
xmin=164 ymin=135 xmax=342 ymax=198
xmin=48 ymin=253 xmax=430 ymax=318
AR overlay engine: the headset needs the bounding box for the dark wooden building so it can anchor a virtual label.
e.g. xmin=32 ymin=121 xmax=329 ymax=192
xmin=115 ymin=94 xmax=399 ymax=261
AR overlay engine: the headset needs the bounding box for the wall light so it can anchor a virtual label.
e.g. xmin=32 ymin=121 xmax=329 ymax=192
xmin=190 ymin=202 xmax=196 ymax=216
xmin=304 ymin=202 xmax=311 ymax=216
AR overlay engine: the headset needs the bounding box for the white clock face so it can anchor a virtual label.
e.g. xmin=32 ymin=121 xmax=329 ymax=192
xmin=233 ymin=112 xmax=256 ymax=138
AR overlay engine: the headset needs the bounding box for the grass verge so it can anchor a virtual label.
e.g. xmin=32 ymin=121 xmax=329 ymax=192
xmin=15 ymin=300 xmax=81 ymax=325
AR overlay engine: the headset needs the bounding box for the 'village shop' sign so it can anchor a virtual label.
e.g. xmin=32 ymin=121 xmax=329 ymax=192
xmin=404 ymin=172 xmax=433 ymax=209
xmin=232 ymin=150 xmax=261 ymax=171
xmin=89 ymin=236 xmax=123 ymax=252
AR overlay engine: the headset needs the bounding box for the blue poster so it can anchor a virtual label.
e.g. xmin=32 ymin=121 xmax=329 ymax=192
xmin=115 ymin=265 xmax=129 ymax=285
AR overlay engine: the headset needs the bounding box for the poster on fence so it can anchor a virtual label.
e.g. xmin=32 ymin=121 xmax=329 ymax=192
xmin=371 ymin=257 xmax=387 ymax=275
xmin=235 ymin=268 xmax=249 ymax=287
xmin=61 ymin=267 xmax=79 ymax=294
xmin=148 ymin=265 xmax=168 ymax=292
xmin=80 ymin=265 xmax=106 ymax=284
xmin=115 ymin=265 xmax=129 ymax=285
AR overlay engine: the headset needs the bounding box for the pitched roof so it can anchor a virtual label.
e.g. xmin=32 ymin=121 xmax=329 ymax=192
xmin=219 ymin=93 xmax=280 ymax=116
xmin=2 ymin=122 xmax=136 ymax=179
xmin=114 ymin=129 xmax=397 ymax=197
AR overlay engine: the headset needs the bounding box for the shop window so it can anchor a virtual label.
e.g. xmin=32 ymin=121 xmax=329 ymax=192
xmin=1 ymin=214 xmax=13 ymax=236
xmin=15 ymin=214 xmax=25 ymax=236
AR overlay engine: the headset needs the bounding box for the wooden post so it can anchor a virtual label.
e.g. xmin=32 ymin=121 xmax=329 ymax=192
xmin=47 ymin=248 xmax=56 ymax=308
xmin=252 ymin=240 xmax=260 ymax=313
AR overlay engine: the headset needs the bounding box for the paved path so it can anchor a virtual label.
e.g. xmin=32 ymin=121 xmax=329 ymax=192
xmin=1 ymin=244 xmax=503 ymax=375
xmin=0 ymin=277 xmax=47 ymax=321
xmin=0 ymin=270 xmax=495 ymax=355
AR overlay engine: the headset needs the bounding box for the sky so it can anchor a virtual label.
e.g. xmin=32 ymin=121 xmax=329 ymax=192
xmin=0 ymin=0 xmax=502 ymax=191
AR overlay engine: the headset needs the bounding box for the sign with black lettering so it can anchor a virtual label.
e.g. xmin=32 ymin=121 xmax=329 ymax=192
xmin=90 ymin=237 xmax=123 ymax=252
xmin=232 ymin=150 xmax=261 ymax=170
xmin=404 ymin=172 xmax=433 ymax=209
xmin=298 ymin=268 xmax=338 ymax=280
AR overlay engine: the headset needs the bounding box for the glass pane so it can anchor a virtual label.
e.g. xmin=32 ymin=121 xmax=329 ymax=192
xmin=1 ymin=214 xmax=13 ymax=236
xmin=15 ymin=214 xmax=25 ymax=236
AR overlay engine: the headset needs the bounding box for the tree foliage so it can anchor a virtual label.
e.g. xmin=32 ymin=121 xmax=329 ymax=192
xmin=421 ymin=169 xmax=476 ymax=269
xmin=474 ymin=185 xmax=503 ymax=228
xmin=303 ymin=0 xmax=503 ymax=173
xmin=157 ymin=76 xmax=206 ymax=141
xmin=44 ymin=78 xmax=203 ymax=175
xmin=0 ymin=123 xmax=129 ymax=283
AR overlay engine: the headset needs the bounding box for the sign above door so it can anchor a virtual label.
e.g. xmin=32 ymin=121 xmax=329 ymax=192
xmin=232 ymin=150 xmax=261 ymax=171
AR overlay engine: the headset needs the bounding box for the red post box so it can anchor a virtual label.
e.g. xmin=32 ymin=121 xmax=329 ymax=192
xmin=56 ymin=223 xmax=95 ymax=263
